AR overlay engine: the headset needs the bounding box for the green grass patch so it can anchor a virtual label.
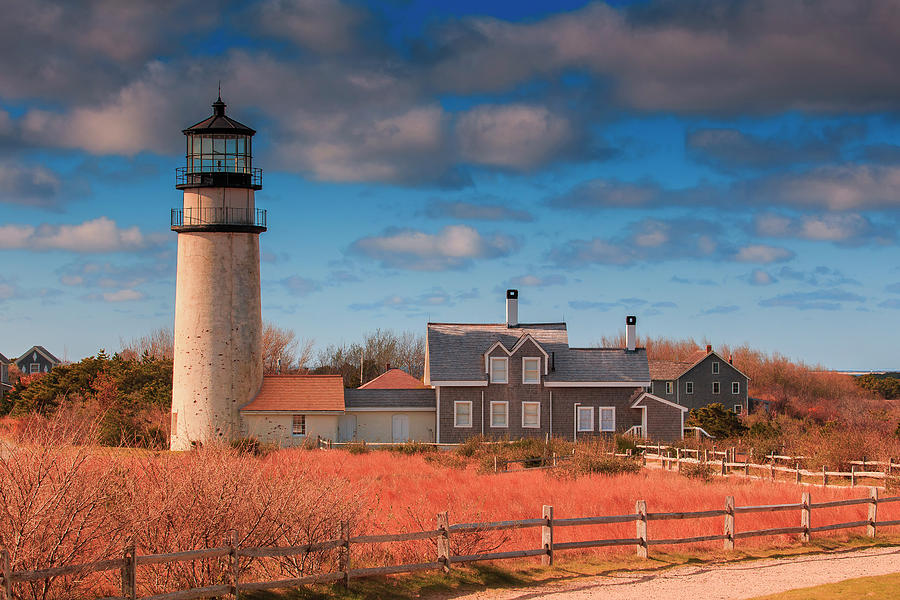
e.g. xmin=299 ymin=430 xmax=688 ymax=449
xmin=745 ymin=572 xmax=900 ymax=599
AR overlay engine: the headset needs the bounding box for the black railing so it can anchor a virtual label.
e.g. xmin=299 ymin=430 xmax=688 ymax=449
xmin=175 ymin=167 xmax=262 ymax=189
xmin=171 ymin=207 xmax=267 ymax=229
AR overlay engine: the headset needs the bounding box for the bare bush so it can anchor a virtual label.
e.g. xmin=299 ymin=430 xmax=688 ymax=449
xmin=262 ymin=322 xmax=314 ymax=374
xmin=119 ymin=328 xmax=174 ymax=361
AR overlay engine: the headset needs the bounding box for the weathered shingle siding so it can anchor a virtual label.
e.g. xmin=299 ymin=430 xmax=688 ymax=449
xmin=676 ymin=355 xmax=748 ymax=412
xmin=639 ymin=398 xmax=683 ymax=442
xmin=550 ymin=388 xmax=644 ymax=438
xmin=650 ymin=379 xmax=678 ymax=403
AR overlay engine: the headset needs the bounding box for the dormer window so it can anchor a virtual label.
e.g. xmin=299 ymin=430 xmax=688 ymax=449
xmin=490 ymin=357 xmax=508 ymax=384
xmin=522 ymin=357 xmax=540 ymax=384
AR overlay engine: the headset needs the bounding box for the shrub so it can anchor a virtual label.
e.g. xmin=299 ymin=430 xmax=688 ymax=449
xmin=423 ymin=452 xmax=467 ymax=469
xmin=680 ymin=461 xmax=714 ymax=482
xmin=388 ymin=441 xmax=436 ymax=455
xmin=346 ymin=441 xmax=369 ymax=454
xmin=230 ymin=437 xmax=275 ymax=457
xmin=687 ymin=403 xmax=748 ymax=439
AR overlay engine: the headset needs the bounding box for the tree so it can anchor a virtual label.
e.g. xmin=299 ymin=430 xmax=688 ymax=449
xmin=313 ymin=329 xmax=425 ymax=387
xmin=120 ymin=327 xmax=174 ymax=360
xmin=262 ymin=322 xmax=314 ymax=374
xmin=686 ymin=403 xmax=747 ymax=439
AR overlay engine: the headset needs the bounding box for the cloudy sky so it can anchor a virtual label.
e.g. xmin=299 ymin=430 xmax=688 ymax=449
xmin=2 ymin=0 xmax=899 ymax=369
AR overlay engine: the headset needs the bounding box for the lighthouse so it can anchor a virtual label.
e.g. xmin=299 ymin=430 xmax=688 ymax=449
xmin=169 ymin=95 xmax=265 ymax=450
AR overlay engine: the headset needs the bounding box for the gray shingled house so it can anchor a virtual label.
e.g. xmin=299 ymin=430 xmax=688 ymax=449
xmin=425 ymin=290 xmax=687 ymax=442
xmin=0 ymin=352 xmax=10 ymax=404
xmin=14 ymin=346 xmax=61 ymax=375
xmin=649 ymin=346 xmax=750 ymax=414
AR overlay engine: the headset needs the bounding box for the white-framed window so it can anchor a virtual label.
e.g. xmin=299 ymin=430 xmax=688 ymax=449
xmin=522 ymin=357 xmax=541 ymax=384
xmin=454 ymin=401 xmax=473 ymax=428
xmin=665 ymin=381 xmax=673 ymax=394
xmin=733 ymin=404 xmax=742 ymax=414
xmin=490 ymin=401 xmax=508 ymax=427
xmin=29 ymin=363 xmax=40 ymax=374
xmin=490 ymin=357 xmax=508 ymax=384
xmin=712 ymin=361 xmax=720 ymax=374
xmin=292 ymin=414 xmax=306 ymax=436
xmin=599 ymin=407 xmax=615 ymax=432
xmin=685 ymin=381 xmax=694 ymax=394
xmin=522 ymin=401 xmax=540 ymax=428
xmin=577 ymin=406 xmax=594 ymax=432
xmin=712 ymin=381 xmax=720 ymax=394
xmin=732 ymin=382 xmax=740 ymax=394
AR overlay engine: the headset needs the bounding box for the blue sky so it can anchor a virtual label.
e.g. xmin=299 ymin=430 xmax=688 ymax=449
xmin=2 ymin=0 xmax=899 ymax=369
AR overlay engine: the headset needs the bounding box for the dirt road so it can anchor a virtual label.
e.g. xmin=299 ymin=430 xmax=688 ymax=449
xmin=450 ymin=546 xmax=900 ymax=599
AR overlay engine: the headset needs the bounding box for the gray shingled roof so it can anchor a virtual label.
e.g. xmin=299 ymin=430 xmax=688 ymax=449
xmin=0 ymin=352 xmax=8 ymax=364
xmin=15 ymin=346 xmax=61 ymax=365
xmin=546 ymin=348 xmax=650 ymax=383
xmin=344 ymin=389 xmax=436 ymax=409
xmin=427 ymin=323 xmax=569 ymax=382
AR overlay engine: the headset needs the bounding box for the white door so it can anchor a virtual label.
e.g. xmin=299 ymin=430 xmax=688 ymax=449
xmin=338 ymin=414 xmax=357 ymax=442
xmin=392 ymin=414 xmax=409 ymax=443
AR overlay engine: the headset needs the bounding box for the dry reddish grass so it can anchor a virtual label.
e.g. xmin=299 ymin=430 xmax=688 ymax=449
xmin=2 ymin=430 xmax=897 ymax=600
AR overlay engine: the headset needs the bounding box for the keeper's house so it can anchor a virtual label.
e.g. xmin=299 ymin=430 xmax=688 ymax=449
xmin=425 ymin=290 xmax=687 ymax=442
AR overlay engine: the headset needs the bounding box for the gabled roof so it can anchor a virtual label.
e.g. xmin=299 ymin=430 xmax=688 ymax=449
xmin=0 ymin=352 xmax=8 ymax=364
xmin=15 ymin=346 xmax=61 ymax=366
xmin=649 ymin=360 xmax=694 ymax=380
xmin=649 ymin=350 xmax=750 ymax=381
xmin=240 ymin=375 xmax=344 ymax=412
xmin=545 ymin=348 xmax=650 ymax=384
xmin=631 ymin=391 xmax=689 ymax=412
xmin=345 ymin=388 xmax=435 ymax=410
xmin=427 ymin=323 xmax=569 ymax=382
xmin=360 ymin=368 xmax=426 ymax=389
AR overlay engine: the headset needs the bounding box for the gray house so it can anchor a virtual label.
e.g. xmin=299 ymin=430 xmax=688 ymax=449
xmin=0 ymin=353 xmax=10 ymax=403
xmin=649 ymin=346 xmax=750 ymax=414
xmin=425 ymin=290 xmax=687 ymax=442
xmin=14 ymin=346 xmax=61 ymax=375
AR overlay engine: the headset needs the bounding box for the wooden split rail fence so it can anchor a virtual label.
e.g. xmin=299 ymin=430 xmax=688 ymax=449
xmin=3 ymin=490 xmax=900 ymax=600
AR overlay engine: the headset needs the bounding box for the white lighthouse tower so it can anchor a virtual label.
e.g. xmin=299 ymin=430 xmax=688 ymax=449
xmin=169 ymin=95 xmax=265 ymax=450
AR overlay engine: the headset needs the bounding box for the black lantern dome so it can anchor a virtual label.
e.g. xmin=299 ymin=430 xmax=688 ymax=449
xmin=175 ymin=95 xmax=262 ymax=190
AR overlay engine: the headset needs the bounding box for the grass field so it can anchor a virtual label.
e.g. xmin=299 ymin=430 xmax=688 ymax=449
xmin=747 ymin=572 xmax=900 ymax=599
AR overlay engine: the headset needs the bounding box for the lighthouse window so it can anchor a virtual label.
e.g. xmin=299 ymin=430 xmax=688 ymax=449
xmin=292 ymin=415 xmax=306 ymax=436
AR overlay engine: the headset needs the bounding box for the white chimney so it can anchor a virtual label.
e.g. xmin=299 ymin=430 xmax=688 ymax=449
xmin=506 ymin=289 xmax=519 ymax=327
xmin=626 ymin=315 xmax=636 ymax=351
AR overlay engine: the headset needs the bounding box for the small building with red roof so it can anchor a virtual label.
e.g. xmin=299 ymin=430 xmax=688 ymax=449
xmin=241 ymin=374 xmax=345 ymax=444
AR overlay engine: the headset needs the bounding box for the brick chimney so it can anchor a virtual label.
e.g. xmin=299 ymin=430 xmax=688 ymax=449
xmin=706 ymin=344 xmax=712 ymax=354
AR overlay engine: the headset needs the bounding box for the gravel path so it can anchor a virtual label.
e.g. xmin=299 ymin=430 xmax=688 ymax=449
xmin=449 ymin=546 xmax=900 ymax=600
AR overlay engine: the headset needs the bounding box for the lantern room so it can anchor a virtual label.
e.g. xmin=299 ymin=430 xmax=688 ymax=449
xmin=175 ymin=95 xmax=262 ymax=190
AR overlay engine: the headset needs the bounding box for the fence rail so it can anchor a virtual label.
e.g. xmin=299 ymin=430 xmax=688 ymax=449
xmin=2 ymin=489 xmax=898 ymax=600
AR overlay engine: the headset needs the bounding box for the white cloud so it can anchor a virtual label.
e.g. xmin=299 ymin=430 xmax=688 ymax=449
xmin=734 ymin=245 xmax=795 ymax=264
xmin=101 ymin=289 xmax=144 ymax=302
xmin=256 ymin=0 xmax=366 ymax=54
xmin=749 ymin=269 xmax=777 ymax=286
xmin=351 ymin=225 xmax=518 ymax=270
xmin=456 ymin=104 xmax=581 ymax=170
xmin=0 ymin=217 xmax=164 ymax=253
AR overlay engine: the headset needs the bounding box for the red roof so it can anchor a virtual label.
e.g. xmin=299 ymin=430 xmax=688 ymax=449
xmin=359 ymin=368 xmax=426 ymax=390
xmin=649 ymin=360 xmax=694 ymax=380
xmin=240 ymin=375 xmax=345 ymax=412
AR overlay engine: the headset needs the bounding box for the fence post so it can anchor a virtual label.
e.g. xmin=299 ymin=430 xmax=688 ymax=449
xmin=339 ymin=521 xmax=350 ymax=589
xmin=1 ymin=548 xmax=11 ymax=600
xmin=120 ymin=543 xmax=136 ymax=600
xmin=703 ymin=449 xmax=708 ymax=463
xmin=437 ymin=511 xmax=451 ymax=572
xmin=868 ymin=488 xmax=879 ymax=538
xmin=770 ymin=462 xmax=775 ymax=481
xmin=822 ymin=466 xmax=828 ymax=487
xmin=676 ymin=448 xmax=681 ymax=472
xmin=851 ymin=465 xmax=856 ymax=487
xmin=795 ymin=462 xmax=801 ymax=484
xmin=744 ymin=461 xmax=749 ymax=477
xmin=229 ymin=530 xmax=240 ymax=599
xmin=494 ymin=456 xmax=498 ymax=473
xmin=721 ymin=457 xmax=726 ymax=476
xmin=541 ymin=505 xmax=554 ymax=566
xmin=635 ymin=500 xmax=648 ymax=558
xmin=724 ymin=496 xmax=735 ymax=551
xmin=801 ymin=492 xmax=811 ymax=543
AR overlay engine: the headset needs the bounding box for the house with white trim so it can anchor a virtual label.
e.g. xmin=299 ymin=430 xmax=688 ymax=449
xmin=425 ymin=290 xmax=687 ymax=442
